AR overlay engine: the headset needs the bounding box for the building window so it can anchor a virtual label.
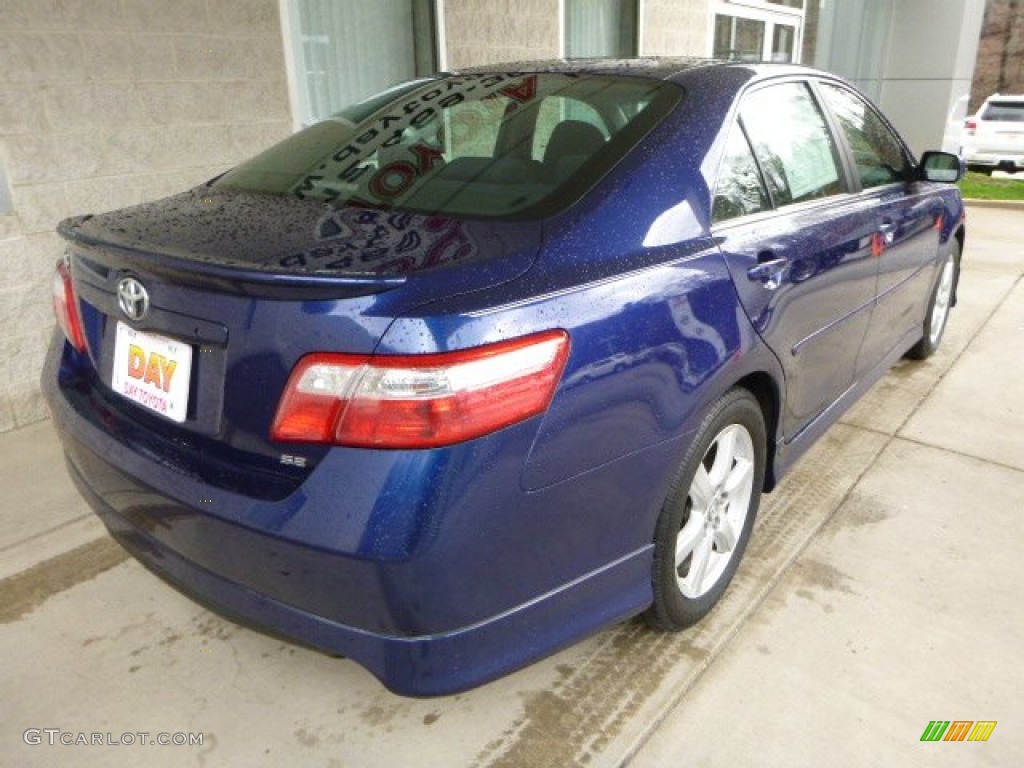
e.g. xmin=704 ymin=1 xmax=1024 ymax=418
xmin=284 ymin=0 xmax=438 ymax=127
xmin=564 ymin=0 xmax=639 ymax=58
xmin=712 ymin=1 xmax=803 ymax=63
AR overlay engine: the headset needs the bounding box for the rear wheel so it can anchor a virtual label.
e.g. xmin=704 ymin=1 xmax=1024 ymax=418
xmin=907 ymin=241 xmax=959 ymax=360
xmin=646 ymin=388 xmax=766 ymax=631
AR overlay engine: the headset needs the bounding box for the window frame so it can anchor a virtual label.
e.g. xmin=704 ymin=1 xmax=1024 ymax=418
xmin=710 ymin=74 xmax=921 ymax=231
xmin=710 ymin=76 xmax=859 ymax=230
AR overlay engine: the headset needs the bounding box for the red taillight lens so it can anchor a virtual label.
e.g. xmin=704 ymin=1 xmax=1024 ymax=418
xmin=964 ymin=118 xmax=977 ymax=134
xmin=52 ymin=260 xmax=88 ymax=353
xmin=271 ymin=330 xmax=570 ymax=448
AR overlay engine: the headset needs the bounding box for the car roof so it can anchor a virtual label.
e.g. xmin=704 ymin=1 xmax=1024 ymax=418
xmin=982 ymin=93 xmax=1024 ymax=103
xmin=454 ymin=57 xmax=821 ymax=86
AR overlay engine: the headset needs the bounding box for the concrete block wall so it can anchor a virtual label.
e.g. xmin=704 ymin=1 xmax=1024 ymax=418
xmin=641 ymin=0 xmax=710 ymax=57
xmin=0 ymin=0 xmax=292 ymax=433
xmin=444 ymin=0 xmax=561 ymax=69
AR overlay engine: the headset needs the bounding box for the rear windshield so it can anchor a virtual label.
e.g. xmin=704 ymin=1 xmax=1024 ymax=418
xmin=981 ymin=101 xmax=1024 ymax=122
xmin=214 ymin=74 xmax=680 ymax=219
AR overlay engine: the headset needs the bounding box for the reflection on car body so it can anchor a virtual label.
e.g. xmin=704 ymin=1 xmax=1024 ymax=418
xmin=279 ymin=208 xmax=479 ymax=274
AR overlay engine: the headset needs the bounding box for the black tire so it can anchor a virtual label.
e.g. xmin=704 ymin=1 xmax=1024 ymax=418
xmin=906 ymin=240 xmax=960 ymax=360
xmin=645 ymin=388 xmax=767 ymax=631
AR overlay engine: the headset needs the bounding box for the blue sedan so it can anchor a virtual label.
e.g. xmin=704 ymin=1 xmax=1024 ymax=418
xmin=44 ymin=59 xmax=965 ymax=696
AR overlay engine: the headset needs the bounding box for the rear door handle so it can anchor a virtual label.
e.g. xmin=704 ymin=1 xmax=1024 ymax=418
xmin=747 ymin=257 xmax=788 ymax=290
xmin=873 ymin=221 xmax=897 ymax=257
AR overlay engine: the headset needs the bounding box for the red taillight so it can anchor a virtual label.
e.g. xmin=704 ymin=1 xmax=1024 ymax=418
xmin=964 ymin=118 xmax=977 ymax=135
xmin=271 ymin=330 xmax=570 ymax=448
xmin=52 ymin=260 xmax=88 ymax=353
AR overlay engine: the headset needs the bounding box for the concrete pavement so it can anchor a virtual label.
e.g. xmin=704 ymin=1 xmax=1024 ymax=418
xmin=1 ymin=204 xmax=1022 ymax=767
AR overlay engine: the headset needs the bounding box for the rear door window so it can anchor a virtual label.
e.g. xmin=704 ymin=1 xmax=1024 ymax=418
xmin=712 ymin=126 xmax=771 ymax=223
xmin=739 ymin=81 xmax=845 ymax=206
xmin=818 ymin=83 xmax=909 ymax=189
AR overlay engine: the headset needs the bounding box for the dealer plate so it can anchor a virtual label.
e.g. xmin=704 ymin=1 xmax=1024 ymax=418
xmin=111 ymin=322 xmax=192 ymax=423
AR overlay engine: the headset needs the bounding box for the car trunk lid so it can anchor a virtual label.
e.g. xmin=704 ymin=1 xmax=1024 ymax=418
xmin=57 ymin=189 xmax=542 ymax=496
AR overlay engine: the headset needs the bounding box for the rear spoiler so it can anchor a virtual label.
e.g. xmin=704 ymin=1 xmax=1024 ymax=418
xmin=58 ymin=218 xmax=407 ymax=301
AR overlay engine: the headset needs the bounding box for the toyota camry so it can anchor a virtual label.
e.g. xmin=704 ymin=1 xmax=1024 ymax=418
xmin=43 ymin=59 xmax=965 ymax=696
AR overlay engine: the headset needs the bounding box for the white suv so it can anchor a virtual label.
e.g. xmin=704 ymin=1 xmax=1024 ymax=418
xmin=962 ymin=94 xmax=1024 ymax=174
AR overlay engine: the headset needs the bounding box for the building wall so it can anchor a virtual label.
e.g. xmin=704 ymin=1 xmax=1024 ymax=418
xmin=805 ymin=0 xmax=984 ymax=154
xmin=444 ymin=0 xmax=561 ymax=69
xmin=804 ymin=0 xmax=893 ymax=101
xmin=0 ymin=0 xmax=292 ymax=433
xmin=642 ymin=0 xmax=710 ymax=57
xmin=876 ymin=0 xmax=985 ymax=153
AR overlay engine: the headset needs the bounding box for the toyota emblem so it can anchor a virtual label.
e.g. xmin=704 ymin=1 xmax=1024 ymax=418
xmin=117 ymin=276 xmax=150 ymax=322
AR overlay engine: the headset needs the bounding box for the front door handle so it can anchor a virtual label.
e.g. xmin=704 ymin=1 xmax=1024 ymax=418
xmin=747 ymin=257 xmax=788 ymax=290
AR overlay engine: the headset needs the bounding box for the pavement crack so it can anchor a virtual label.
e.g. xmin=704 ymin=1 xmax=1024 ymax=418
xmin=0 ymin=513 xmax=93 ymax=556
xmin=889 ymin=434 xmax=1024 ymax=475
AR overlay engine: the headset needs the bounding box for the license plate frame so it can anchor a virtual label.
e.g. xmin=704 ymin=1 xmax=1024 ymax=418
xmin=110 ymin=322 xmax=193 ymax=423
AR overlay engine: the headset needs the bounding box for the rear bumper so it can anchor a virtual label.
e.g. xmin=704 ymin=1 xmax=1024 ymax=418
xmin=63 ymin=445 xmax=650 ymax=696
xmin=963 ymin=149 xmax=1024 ymax=169
xmin=42 ymin=337 xmax=659 ymax=695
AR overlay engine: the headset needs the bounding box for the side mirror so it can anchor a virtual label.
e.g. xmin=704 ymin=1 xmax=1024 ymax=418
xmin=919 ymin=150 xmax=964 ymax=183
